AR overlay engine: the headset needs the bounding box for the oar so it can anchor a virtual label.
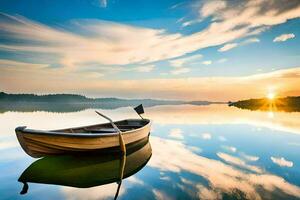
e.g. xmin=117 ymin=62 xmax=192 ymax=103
xmin=95 ymin=111 xmax=126 ymax=154
xmin=114 ymin=154 xmax=126 ymax=200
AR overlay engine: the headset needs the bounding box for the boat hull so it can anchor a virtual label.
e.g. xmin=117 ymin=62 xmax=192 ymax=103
xmin=16 ymin=119 xmax=151 ymax=158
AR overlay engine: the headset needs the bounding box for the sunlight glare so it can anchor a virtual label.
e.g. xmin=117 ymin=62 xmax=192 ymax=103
xmin=267 ymin=92 xmax=275 ymax=100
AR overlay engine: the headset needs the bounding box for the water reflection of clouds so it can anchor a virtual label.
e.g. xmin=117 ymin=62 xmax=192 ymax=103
xmin=62 ymin=183 xmax=124 ymax=200
xmin=221 ymin=145 xmax=237 ymax=153
xmin=271 ymin=157 xmax=293 ymax=168
xmin=61 ymin=169 xmax=146 ymax=200
xmin=147 ymin=104 xmax=300 ymax=134
xmin=149 ymin=136 xmax=300 ymax=199
xmin=169 ymin=128 xmax=184 ymax=140
xmin=239 ymin=152 xmax=259 ymax=162
xmin=201 ymin=133 xmax=212 ymax=140
xmin=187 ymin=146 xmax=202 ymax=153
xmin=1 ymin=106 xmax=300 ymax=199
xmin=217 ymin=152 xmax=262 ymax=173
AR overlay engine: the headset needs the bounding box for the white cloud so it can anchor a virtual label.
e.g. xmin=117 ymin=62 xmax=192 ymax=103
xmin=170 ymin=67 xmax=190 ymax=75
xmin=202 ymin=133 xmax=212 ymax=140
xmin=182 ymin=21 xmax=194 ymax=27
xmin=1 ymin=1 xmax=300 ymax=70
xmin=273 ymin=33 xmax=295 ymax=42
xmin=197 ymin=184 xmax=221 ymax=199
xmin=242 ymin=37 xmax=260 ymax=45
xmin=222 ymin=145 xmax=237 ymax=153
xmin=217 ymin=152 xmax=262 ymax=173
xmin=126 ymin=176 xmax=144 ymax=185
xmin=271 ymin=156 xmax=293 ymax=167
xmin=202 ymin=60 xmax=212 ymax=65
xmin=218 ymin=43 xmax=238 ymax=52
xmin=62 ymin=183 xmax=124 ymax=200
xmin=135 ymin=65 xmax=155 ymax=73
xmin=169 ymin=54 xmax=202 ymax=68
xmin=200 ymin=1 xmax=227 ymax=18
xmin=169 ymin=128 xmax=184 ymax=139
xmin=153 ymin=189 xmax=172 ymax=200
xmin=188 ymin=146 xmax=202 ymax=153
xmin=240 ymin=153 xmax=260 ymax=162
xmin=218 ymin=37 xmax=259 ymax=52
xmin=181 ymin=19 xmax=202 ymax=27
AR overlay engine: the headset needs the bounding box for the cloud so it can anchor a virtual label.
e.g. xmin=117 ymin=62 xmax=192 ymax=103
xmin=273 ymin=33 xmax=295 ymax=42
xmin=218 ymin=43 xmax=238 ymax=52
xmin=271 ymin=156 xmax=293 ymax=167
xmin=1 ymin=62 xmax=300 ymax=101
xmin=169 ymin=54 xmax=202 ymax=68
xmin=181 ymin=19 xmax=202 ymax=27
xmin=188 ymin=146 xmax=202 ymax=153
xmin=242 ymin=37 xmax=260 ymax=45
xmin=217 ymin=152 xmax=262 ymax=173
xmin=202 ymin=60 xmax=212 ymax=65
xmin=222 ymin=145 xmax=237 ymax=153
xmin=202 ymin=133 xmax=211 ymax=140
xmin=153 ymin=189 xmax=172 ymax=200
xmin=170 ymin=67 xmax=190 ymax=75
xmin=135 ymin=65 xmax=155 ymax=73
xmin=240 ymin=153 xmax=260 ymax=162
xmin=200 ymin=1 xmax=227 ymax=18
xmin=168 ymin=54 xmax=202 ymax=75
xmin=0 ymin=59 xmax=48 ymax=69
xmin=62 ymin=183 xmax=125 ymax=200
xmin=1 ymin=0 xmax=300 ymax=69
xmin=218 ymin=37 xmax=259 ymax=52
xmin=126 ymin=176 xmax=144 ymax=185
xmin=169 ymin=128 xmax=184 ymax=140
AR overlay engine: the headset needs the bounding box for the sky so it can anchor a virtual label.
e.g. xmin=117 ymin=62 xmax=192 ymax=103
xmin=0 ymin=0 xmax=300 ymax=101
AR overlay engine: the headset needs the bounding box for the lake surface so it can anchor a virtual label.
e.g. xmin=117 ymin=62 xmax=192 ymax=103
xmin=1 ymin=104 xmax=300 ymax=200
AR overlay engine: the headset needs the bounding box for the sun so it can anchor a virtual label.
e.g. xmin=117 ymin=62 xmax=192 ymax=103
xmin=267 ymin=92 xmax=276 ymax=100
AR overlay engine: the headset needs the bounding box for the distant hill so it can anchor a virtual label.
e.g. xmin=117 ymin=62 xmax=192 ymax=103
xmin=0 ymin=92 xmax=223 ymax=113
xmin=230 ymin=96 xmax=300 ymax=112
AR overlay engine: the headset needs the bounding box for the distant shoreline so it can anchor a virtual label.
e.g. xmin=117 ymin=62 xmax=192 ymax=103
xmin=229 ymin=96 xmax=300 ymax=112
xmin=0 ymin=92 xmax=225 ymax=113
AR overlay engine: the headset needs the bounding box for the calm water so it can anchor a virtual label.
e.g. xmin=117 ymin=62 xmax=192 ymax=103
xmin=1 ymin=104 xmax=300 ymax=200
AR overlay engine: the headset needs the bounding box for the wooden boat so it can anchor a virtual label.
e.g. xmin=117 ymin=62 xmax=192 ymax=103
xmin=15 ymin=118 xmax=151 ymax=158
xmin=18 ymin=137 xmax=152 ymax=196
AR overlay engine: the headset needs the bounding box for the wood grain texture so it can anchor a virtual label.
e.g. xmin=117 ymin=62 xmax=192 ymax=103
xmin=16 ymin=119 xmax=151 ymax=158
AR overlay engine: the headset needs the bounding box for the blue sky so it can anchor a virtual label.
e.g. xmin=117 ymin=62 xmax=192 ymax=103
xmin=0 ymin=0 xmax=300 ymax=100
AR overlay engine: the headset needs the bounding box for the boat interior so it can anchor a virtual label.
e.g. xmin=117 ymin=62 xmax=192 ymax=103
xmin=55 ymin=119 xmax=150 ymax=134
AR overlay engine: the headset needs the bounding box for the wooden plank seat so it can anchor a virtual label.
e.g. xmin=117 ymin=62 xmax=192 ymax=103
xmin=83 ymin=128 xmax=132 ymax=133
xmin=84 ymin=125 xmax=143 ymax=133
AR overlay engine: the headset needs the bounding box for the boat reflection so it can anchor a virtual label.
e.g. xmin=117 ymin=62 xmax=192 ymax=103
xmin=18 ymin=137 xmax=152 ymax=199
